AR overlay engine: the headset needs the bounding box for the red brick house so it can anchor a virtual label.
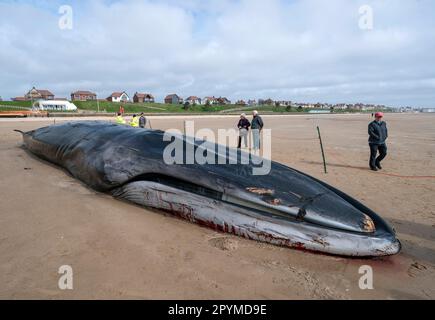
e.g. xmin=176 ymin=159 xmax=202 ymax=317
xmin=12 ymin=97 xmax=27 ymax=101
xmin=133 ymin=92 xmax=155 ymax=103
xmin=71 ymin=90 xmax=97 ymax=101
xmin=217 ymin=97 xmax=231 ymax=105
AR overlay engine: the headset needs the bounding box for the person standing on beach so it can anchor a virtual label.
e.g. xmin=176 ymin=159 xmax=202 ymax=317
xmin=115 ymin=112 xmax=126 ymax=125
xmin=368 ymin=112 xmax=388 ymax=171
xmin=251 ymin=110 xmax=264 ymax=151
xmin=130 ymin=114 xmax=139 ymax=127
xmin=139 ymin=113 xmax=147 ymax=128
xmin=237 ymin=113 xmax=250 ymax=148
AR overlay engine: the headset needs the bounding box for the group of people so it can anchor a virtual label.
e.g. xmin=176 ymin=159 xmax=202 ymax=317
xmin=114 ymin=107 xmax=389 ymax=172
xmin=236 ymin=110 xmax=264 ymax=151
xmin=115 ymin=112 xmax=147 ymax=128
xmin=236 ymin=110 xmax=389 ymax=171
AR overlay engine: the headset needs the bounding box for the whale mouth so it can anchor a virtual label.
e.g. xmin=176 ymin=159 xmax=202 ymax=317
xmin=114 ymin=173 xmax=376 ymax=235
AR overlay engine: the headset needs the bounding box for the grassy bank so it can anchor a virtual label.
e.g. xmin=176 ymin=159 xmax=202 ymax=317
xmin=0 ymin=102 xmax=32 ymax=112
xmin=0 ymin=101 xmax=33 ymax=107
xmin=0 ymin=99 xmax=392 ymax=114
xmin=0 ymin=106 xmax=30 ymax=111
xmin=73 ymin=101 xmax=240 ymax=113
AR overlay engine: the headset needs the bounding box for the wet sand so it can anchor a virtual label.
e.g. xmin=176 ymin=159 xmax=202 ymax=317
xmin=0 ymin=113 xmax=434 ymax=299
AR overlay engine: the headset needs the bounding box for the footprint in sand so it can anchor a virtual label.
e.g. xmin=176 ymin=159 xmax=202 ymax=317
xmin=208 ymin=237 xmax=239 ymax=251
xmin=407 ymin=261 xmax=428 ymax=278
xmin=184 ymin=250 xmax=195 ymax=261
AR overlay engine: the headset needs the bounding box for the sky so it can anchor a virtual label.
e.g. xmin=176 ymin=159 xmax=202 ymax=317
xmin=0 ymin=0 xmax=434 ymax=107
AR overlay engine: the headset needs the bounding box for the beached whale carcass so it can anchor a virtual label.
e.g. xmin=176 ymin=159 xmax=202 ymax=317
xmin=17 ymin=121 xmax=401 ymax=257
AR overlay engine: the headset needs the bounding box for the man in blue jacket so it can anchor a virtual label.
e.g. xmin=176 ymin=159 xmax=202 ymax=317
xmin=368 ymin=112 xmax=388 ymax=171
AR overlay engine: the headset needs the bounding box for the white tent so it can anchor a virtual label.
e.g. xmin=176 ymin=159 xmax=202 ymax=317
xmin=33 ymin=100 xmax=77 ymax=111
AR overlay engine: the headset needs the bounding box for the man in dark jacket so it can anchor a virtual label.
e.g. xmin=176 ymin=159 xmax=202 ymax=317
xmin=368 ymin=112 xmax=388 ymax=171
xmin=139 ymin=113 xmax=147 ymax=128
xmin=251 ymin=110 xmax=264 ymax=151
xmin=237 ymin=113 xmax=250 ymax=148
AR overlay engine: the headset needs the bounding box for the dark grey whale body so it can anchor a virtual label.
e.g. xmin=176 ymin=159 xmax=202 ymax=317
xmin=18 ymin=121 xmax=400 ymax=257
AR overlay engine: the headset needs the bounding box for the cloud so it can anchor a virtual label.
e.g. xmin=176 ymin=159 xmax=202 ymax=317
xmin=0 ymin=0 xmax=434 ymax=107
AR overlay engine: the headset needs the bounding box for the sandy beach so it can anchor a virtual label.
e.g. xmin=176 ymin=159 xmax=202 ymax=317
xmin=0 ymin=113 xmax=434 ymax=299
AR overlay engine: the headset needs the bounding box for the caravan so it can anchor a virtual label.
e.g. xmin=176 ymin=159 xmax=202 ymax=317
xmin=33 ymin=100 xmax=77 ymax=111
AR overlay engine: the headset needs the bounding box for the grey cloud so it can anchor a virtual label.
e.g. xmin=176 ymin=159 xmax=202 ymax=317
xmin=0 ymin=0 xmax=434 ymax=107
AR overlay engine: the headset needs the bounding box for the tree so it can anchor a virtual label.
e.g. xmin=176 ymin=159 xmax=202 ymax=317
xmin=286 ymin=105 xmax=292 ymax=112
xmin=297 ymin=106 xmax=303 ymax=112
xmin=183 ymin=101 xmax=190 ymax=110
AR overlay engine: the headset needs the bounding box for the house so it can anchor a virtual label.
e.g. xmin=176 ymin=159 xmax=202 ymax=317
xmin=261 ymin=98 xmax=274 ymax=106
xmin=217 ymin=97 xmax=231 ymax=105
xmin=107 ymin=92 xmax=130 ymax=103
xmin=361 ymin=104 xmax=376 ymax=111
xmin=203 ymin=96 xmax=217 ymax=105
xmin=334 ymin=103 xmax=348 ymax=110
xmin=71 ymin=90 xmax=97 ymax=101
xmin=12 ymin=97 xmax=27 ymax=101
xmin=24 ymin=87 xmax=55 ymax=101
xmin=185 ymin=96 xmax=201 ymax=105
xmin=235 ymin=100 xmax=247 ymax=106
xmin=293 ymin=102 xmax=312 ymax=109
xmin=133 ymin=92 xmax=155 ymax=103
xmin=276 ymin=100 xmax=292 ymax=107
xmin=258 ymin=98 xmax=274 ymax=106
xmin=399 ymin=106 xmax=414 ymax=113
xmin=314 ymin=102 xmax=327 ymax=109
xmin=164 ymin=94 xmax=183 ymax=104
xmin=247 ymin=99 xmax=257 ymax=106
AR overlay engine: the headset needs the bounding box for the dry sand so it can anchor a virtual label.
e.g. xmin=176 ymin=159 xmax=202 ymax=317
xmin=0 ymin=113 xmax=434 ymax=299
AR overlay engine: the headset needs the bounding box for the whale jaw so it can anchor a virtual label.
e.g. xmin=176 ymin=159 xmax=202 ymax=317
xmin=113 ymin=180 xmax=401 ymax=257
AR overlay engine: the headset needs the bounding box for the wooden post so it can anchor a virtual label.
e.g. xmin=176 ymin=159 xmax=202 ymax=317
xmin=317 ymin=126 xmax=327 ymax=174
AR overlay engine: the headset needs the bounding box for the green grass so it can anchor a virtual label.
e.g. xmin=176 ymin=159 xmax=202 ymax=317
xmin=0 ymin=101 xmax=33 ymax=109
xmin=73 ymin=101 xmax=243 ymax=113
xmin=0 ymin=106 xmax=30 ymax=111
xmin=0 ymin=101 xmax=33 ymax=107
xmin=80 ymin=102 xmax=323 ymax=113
